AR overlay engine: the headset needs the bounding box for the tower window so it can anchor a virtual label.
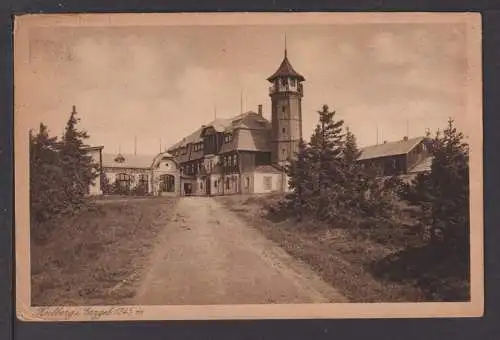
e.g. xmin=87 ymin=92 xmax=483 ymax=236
xmin=282 ymin=127 xmax=286 ymax=133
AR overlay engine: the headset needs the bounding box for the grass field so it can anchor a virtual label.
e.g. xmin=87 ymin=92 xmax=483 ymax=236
xmin=30 ymin=196 xmax=178 ymax=306
xmin=216 ymin=194 xmax=469 ymax=302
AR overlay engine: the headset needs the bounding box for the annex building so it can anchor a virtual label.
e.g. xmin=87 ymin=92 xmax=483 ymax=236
xmin=87 ymin=48 xmax=433 ymax=197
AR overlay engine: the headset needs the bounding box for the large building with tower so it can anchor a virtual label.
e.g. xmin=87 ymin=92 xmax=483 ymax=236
xmin=87 ymin=47 xmax=432 ymax=197
xmin=165 ymin=47 xmax=305 ymax=196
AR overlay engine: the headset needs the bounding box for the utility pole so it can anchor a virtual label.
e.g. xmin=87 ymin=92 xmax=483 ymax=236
xmin=134 ymin=135 xmax=137 ymax=155
xmin=240 ymin=90 xmax=243 ymax=114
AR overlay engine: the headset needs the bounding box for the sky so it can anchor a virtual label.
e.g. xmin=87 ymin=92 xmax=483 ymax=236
xmin=24 ymin=21 xmax=469 ymax=155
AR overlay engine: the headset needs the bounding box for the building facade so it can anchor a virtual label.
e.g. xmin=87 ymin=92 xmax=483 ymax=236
xmin=86 ymin=49 xmax=433 ymax=197
xmin=86 ymin=150 xmax=181 ymax=197
xmin=357 ymin=136 xmax=433 ymax=181
xmin=164 ymin=48 xmax=305 ymax=196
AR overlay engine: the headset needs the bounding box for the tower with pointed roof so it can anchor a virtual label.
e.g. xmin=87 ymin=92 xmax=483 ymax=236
xmin=267 ymin=43 xmax=305 ymax=166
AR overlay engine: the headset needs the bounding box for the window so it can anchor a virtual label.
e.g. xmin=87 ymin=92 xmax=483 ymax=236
xmin=263 ymin=176 xmax=272 ymax=191
xmin=226 ymin=178 xmax=230 ymax=190
xmin=291 ymin=79 xmax=296 ymax=87
xmin=138 ymin=174 xmax=148 ymax=189
xmin=282 ymin=105 xmax=286 ymax=112
xmin=116 ymin=173 xmax=131 ymax=190
xmin=282 ymin=148 xmax=286 ymax=155
xmin=246 ymin=177 xmax=250 ymax=188
xmin=160 ymin=174 xmax=175 ymax=192
xmin=224 ymin=134 xmax=233 ymax=143
xmin=232 ymin=155 xmax=237 ymax=167
xmin=282 ymin=127 xmax=286 ymax=133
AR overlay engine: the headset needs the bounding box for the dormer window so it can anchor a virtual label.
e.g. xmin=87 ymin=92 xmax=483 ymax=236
xmin=114 ymin=154 xmax=125 ymax=163
xmin=291 ymin=79 xmax=296 ymax=87
xmin=224 ymin=134 xmax=233 ymax=143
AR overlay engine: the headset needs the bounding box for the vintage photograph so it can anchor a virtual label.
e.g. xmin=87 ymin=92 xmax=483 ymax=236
xmin=14 ymin=13 xmax=483 ymax=320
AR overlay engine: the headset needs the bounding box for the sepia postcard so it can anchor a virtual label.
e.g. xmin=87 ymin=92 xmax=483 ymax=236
xmin=14 ymin=12 xmax=483 ymax=321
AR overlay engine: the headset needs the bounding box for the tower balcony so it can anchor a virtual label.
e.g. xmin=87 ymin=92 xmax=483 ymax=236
xmin=269 ymin=83 xmax=303 ymax=96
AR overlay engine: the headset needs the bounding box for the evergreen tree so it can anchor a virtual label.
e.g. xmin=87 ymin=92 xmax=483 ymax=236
xmin=430 ymin=118 xmax=469 ymax=253
xmin=403 ymin=118 xmax=469 ymax=256
xmin=58 ymin=106 xmax=98 ymax=205
xmin=339 ymin=127 xmax=366 ymax=216
xmin=285 ymin=138 xmax=312 ymax=219
xmin=308 ymin=104 xmax=345 ymax=220
xmin=30 ymin=124 xmax=65 ymax=222
xmin=343 ymin=127 xmax=361 ymax=164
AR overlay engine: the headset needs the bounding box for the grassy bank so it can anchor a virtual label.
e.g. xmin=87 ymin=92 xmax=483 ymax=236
xmin=216 ymin=194 xmax=469 ymax=302
xmin=31 ymin=197 xmax=178 ymax=306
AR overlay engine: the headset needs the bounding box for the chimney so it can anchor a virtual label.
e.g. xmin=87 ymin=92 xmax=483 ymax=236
xmin=403 ymin=136 xmax=408 ymax=141
xmin=258 ymin=104 xmax=263 ymax=116
xmin=383 ymin=140 xmax=388 ymax=144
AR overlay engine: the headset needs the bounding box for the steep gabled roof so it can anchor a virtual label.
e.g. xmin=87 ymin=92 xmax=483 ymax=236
xmin=168 ymin=127 xmax=204 ymax=151
xmin=254 ymin=165 xmax=282 ymax=174
xmin=168 ymin=111 xmax=271 ymax=153
xmin=358 ymin=137 xmax=425 ymax=161
xmin=102 ymin=153 xmax=156 ymax=169
xmin=267 ymin=52 xmax=305 ymax=82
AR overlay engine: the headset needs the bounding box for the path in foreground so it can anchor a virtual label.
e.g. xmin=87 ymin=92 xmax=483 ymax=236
xmin=133 ymin=197 xmax=346 ymax=305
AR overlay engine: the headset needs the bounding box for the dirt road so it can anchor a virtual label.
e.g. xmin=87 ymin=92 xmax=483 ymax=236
xmin=133 ymin=197 xmax=346 ymax=305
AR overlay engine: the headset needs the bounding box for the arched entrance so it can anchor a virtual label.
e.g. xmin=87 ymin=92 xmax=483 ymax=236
xmin=159 ymin=174 xmax=176 ymax=193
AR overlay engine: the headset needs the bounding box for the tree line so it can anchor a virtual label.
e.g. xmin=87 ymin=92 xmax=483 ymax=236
xmin=282 ymin=104 xmax=470 ymax=260
xmin=30 ymin=107 xmax=98 ymax=223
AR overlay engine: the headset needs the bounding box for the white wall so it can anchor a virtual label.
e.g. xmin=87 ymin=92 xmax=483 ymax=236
xmin=253 ymin=172 xmax=283 ymax=194
xmin=86 ymin=148 xmax=102 ymax=196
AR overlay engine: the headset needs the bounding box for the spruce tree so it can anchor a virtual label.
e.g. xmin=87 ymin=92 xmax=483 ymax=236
xmin=403 ymin=118 xmax=469 ymax=256
xmin=30 ymin=124 xmax=65 ymax=222
xmin=308 ymin=104 xmax=345 ymax=220
xmin=430 ymin=118 xmax=469 ymax=254
xmin=58 ymin=106 xmax=98 ymax=206
xmin=340 ymin=127 xmax=366 ymax=216
xmin=343 ymin=127 xmax=361 ymax=163
xmin=285 ymin=138 xmax=312 ymax=219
